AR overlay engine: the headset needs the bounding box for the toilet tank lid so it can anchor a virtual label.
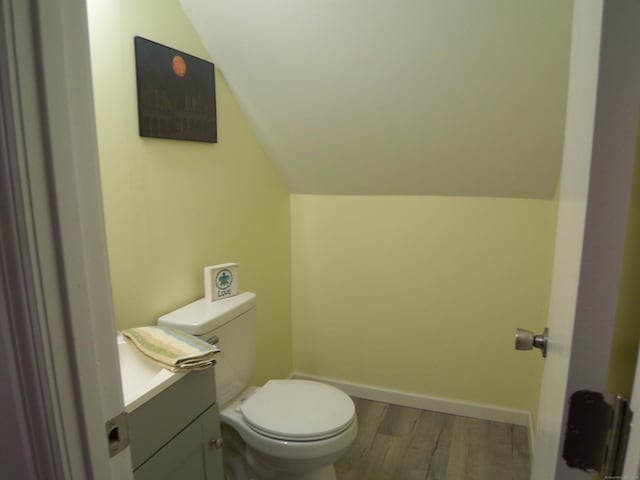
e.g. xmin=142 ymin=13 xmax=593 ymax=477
xmin=157 ymin=291 xmax=256 ymax=336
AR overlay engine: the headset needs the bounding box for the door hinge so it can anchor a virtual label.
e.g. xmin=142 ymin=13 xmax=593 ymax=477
xmin=562 ymin=390 xmax=633 ymax=478
xmin=105 ymin=411 xmax=130 ymax=458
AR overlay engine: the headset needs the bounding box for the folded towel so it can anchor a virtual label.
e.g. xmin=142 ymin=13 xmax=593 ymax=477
xmin=121 ymin=326 xmax=220 ymax=372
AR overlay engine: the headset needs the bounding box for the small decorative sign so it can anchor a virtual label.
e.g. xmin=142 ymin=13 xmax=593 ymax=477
xmin=204 ymin=263 xmax=238 ymax=301
xmin=133 ymin=36 xmax=217 ymax=143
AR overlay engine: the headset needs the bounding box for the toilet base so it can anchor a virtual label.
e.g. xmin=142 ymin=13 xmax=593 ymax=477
xmin=246 ymin=447 xmax=337 ymax=480
xmin=222 ymin=424 xmax=340 ymax=480
xmin=265 ymin=464 xmax=335 ymax=480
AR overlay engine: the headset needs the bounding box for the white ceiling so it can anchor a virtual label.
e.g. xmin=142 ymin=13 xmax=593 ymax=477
xmin=180 ymin=0 xmax=573 ymax=198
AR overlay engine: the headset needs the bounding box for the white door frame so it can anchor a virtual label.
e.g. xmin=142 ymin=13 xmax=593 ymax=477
xmin=0 ymin=0 xmax=132 ymax=478
xmin=557 ymin=1 xmax=640 ymax=477
xmin=533 ymin=1 xmax=640 ymax=479
xmin=623 ymin=351 xmax=640 ymax=477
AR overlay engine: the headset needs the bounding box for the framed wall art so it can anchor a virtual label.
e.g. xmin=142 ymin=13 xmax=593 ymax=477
xmin=134 ymin=36 xmax=217 ymax=143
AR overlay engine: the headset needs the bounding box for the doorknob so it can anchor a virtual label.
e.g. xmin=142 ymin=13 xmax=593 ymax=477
xmin=515 ymin=328 xmax=548 ymax=358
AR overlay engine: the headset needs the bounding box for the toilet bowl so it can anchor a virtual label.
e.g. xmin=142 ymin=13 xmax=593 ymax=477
xmin=221 ymin=382 xmax=357 ymax=479
xmin=158 ymin=292 xmax=358 ymax=479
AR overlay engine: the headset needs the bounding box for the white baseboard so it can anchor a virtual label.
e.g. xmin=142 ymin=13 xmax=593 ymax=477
xmin=290 ymin=371 xmax=531 ymax=427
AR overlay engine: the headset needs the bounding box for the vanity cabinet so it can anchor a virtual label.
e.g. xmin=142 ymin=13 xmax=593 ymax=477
xmin=128 ymin=367 xmax=223 ymax=480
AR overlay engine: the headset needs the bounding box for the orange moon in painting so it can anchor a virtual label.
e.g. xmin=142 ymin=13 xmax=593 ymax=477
xmin=172 ymin=55 xmax=187 ymax=77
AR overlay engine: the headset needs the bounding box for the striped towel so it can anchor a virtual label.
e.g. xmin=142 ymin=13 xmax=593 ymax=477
xmin=121 ymin=326 xmax=220 ymax=372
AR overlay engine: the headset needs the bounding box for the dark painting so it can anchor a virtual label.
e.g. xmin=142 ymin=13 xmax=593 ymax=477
xmin=134 ymin=36 xmax=217 ymax=143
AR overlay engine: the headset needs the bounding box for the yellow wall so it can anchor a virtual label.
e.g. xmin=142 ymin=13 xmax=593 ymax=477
xmin=607 ymin=119 xmax=640 ymax=397
xmin=87 ymin=0 xmax=292 ymax=383
xmin=291 ymin=195 xmax=557 ymax=416
xmin=87 ymin=0 xmax=560 ymax=419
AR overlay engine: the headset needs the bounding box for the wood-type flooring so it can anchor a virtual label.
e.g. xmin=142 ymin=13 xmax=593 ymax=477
xmin=335 ymin=397 xmax=530 ymax=480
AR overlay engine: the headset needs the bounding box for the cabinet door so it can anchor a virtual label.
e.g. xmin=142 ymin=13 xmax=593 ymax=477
xmin=134 ymin=406 xmax=223 ymax=480
xmin=200 ymin=404 xmax=224 ymax=479
xmin=128 ymin=369 xmax=216 ymax=470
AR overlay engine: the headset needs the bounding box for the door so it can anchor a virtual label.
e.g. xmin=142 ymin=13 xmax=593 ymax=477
xmin=531 ymin=1 xmax=640 ymax=479
xmin=0 ymin=0 xmax=134 ymax=478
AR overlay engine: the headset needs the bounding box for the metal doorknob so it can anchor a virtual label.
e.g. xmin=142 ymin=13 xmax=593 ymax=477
xmin=515 ymin=328 xmax=548 ymax=358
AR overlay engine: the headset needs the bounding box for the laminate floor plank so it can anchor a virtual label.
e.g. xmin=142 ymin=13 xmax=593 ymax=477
xmin=335 ymin=398 xmax=389 ymax=480
xmin=462 ymin=416 xmax=489 ymax=480
xmin=484 ymin=421 xmax=514 ymax=480
xmin=424 ymin=413 xmax=453 ymax=480
xmin=377 ymin=404 xmax=423 ymax=436
xmin=376 ymin=405 xmax=425 ymax=479
xmin=442 ymin=415 xmax=471 ymax=480
xmin=360 ymin=432 xmax=395 ymax=480
xmin=335 ymin=397 xmax=531 ymax=480
xmin=512 ymin=425 xmax=531 ymax=480
xmin=399 ymin=410 xmax=450 ymax=478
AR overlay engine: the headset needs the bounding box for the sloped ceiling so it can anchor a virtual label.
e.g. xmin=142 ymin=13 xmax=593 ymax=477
xmin=180 ymin=0 xmax=573 ymax=198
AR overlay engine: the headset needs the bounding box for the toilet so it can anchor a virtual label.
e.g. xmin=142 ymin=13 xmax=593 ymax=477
xmin=158 ymin=292 xmax=357 ymax=480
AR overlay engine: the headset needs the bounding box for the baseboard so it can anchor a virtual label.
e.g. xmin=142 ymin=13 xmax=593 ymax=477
xmin=290 ymin=371 xmax=530 ymax=427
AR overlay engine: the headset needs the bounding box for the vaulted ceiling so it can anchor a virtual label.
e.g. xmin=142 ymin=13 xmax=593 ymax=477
xmin=181 ymin=0 xmax=573 ymax=198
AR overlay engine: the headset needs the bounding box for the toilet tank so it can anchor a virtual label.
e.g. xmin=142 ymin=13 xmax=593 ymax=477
xmin=158 ymin=292 xmax=257 ymax=406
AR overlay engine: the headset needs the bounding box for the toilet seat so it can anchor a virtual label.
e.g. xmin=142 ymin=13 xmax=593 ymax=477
xmin=239 ymin=380 xmax=355 ymax=441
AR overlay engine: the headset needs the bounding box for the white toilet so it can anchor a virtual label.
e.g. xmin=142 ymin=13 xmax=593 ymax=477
xmin=158 ymin=292 xmax=357 ymax=480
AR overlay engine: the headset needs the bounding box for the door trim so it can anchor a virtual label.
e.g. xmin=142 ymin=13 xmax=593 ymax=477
xmin=0 ymin=0 xmax=133 ymax=478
